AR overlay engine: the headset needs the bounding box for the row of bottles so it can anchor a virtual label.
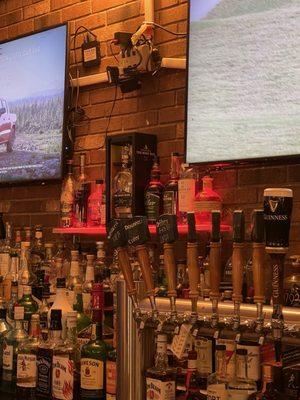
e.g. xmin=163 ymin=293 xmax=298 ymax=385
xmin=0 ymin=283 xmax=116 ymax=400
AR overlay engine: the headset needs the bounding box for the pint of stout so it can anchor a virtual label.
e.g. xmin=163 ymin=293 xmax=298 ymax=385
xmin=263 ymin=188 xmax=293 ymax=253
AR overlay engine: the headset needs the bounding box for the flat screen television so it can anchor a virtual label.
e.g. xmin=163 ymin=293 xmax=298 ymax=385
xmin=0 ymin=24 xmax=68 ymax=184
xmin=186 ymin=1 xmax=300 ymax=165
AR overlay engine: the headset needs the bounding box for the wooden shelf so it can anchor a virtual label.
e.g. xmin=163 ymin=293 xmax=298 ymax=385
xmin=53 ymin=223 xmax=231 ymax=236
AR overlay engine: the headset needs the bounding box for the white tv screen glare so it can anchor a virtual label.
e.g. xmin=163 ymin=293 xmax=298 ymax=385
xmin=0 ymin=24 xmax=67 ymax=183
xmin=186 ymin=0 xmax=300 ymax=164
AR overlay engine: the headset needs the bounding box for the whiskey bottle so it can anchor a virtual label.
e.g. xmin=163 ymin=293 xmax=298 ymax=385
xmin=227 ymin=349 xmax=257 ymax=399
xmin=185 ymin=346 xmax=206 ymax=399
xmin=80 ymin=284 xmax=107 ymax=400
xmin=145 ymin=155 xmax=164 ymax=223
xmin=178 ymin=163 xmax=196 ymax=224
xmin=52 ymin=311 xmax=79 ymax=400
xmin=82 ymin=254 xmax=95 ymax=315
xmin=29 ymin=226 xmax=45 ymax=275
xmin=3 ymin=252 xmax=18 ymax=302
xmin=16 ymin=314 xmax=41 ymax=399
xmin=163 ymin=152 xmax=180 ymax=216
xmin=66 ymin=250 xmax=82 ymax=307
xmin=18 ymin=286 xmax=39 ymax=334
xmin=0 ymin=307 xmax=10 ymax=376
xmin=255 ymin=365 xmax=281 ymax=399
xmin=207 ymin=344 xmax=228 ymax=400
xmin=0 ymin=222 xmax=12 ymax=280
xmin=113 ymin=144 xmax=133 ymax=219
xmin=146 ymin=334 xmax=177 ymax=400
xmin=60 ymin=159 xmax=75 ymax=228
xmin=73 ymin=287 xmax=92 ymax=349
xmin=49 ymin=278 xmax=73 ymax=339
xmin=106 ymin=339 xmax=117 ymax=400
xmin=36 ymin=309 xmax=62 ymax=400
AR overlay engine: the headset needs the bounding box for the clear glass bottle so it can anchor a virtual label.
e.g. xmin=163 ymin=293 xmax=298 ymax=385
xmin=109 ymin=250 xmax=120 ymax=292
xmin=80 ymin=284 xmax=107 ymax=400
xmin=13 ymin=227 xmax=22 ymax=255
xmin=113 ymin=143 xmax=133 ymax=219
xmin=0 ymin=307 xmax=10 ymax=376
xmin=36 ymin=309 xmax=62 ymax=400
xmin=3 ymin=251 xmax=19 ymax=302
xmin=16 ymin=314 xmax=41 ymax=399
xmin=52 ymin=311 xmax=79 ymax=400
xmin=145 ymin=155 xmax=164 ymax=224
xmin=146 ymin=333 xmax=177 ymax=399
xmin=60 ymin=159 xmax=75 ymax=228
xmin=18 ymin=242 xmax=35 ymax=300
xmin=0 ymin=222 xmax=12 ymax=280
xmin=18 ymin=285 xmax=39 ymax=334
xmin=178 ymin=162 xmax=196 ymax=224
xmin=39 ymin=286 xmax=50 ymax=341
xmin=87 ymin=179 xmax=103 ymax=227
xmin=66 ymin=250 xmax=82 ymax=307
xmin=29 ymin=226 xmax=45 ymax=275
xmin=163 ymin=152 xmax=180 ymax=216
xmin=40 ymin=243 xmax=54 ymax=284
xmin=82 ymin=254 xmax=95 ymax=316
xmin=207 ymin=344 xmax=228 ymax=400
xmin=255 ymin=365 xmax=281 ymax=399
xmin=195 ymin=175 xmax=222 ymax=225
xmin=185 ymin=346 xmax=204 ymax=399
xmin=53 ymin=243 xmax=70 ymax=279
xmin=227 ymin=349 xmax=257 ymax=399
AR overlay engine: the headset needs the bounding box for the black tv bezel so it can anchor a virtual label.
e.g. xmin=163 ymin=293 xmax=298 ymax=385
xmin=0 ymin=22 xmax=70 ymax=187
xmin=184 ymin=1 xmax=300 ymax=169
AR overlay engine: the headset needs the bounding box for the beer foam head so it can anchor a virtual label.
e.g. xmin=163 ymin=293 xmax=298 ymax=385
xmin=264 ymin=188 xmax=293 ymax=198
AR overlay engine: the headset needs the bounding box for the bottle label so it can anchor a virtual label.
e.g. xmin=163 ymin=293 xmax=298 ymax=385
xmin=163 ymin=191 xmax=177 ymax=214
xmin=100 ymin=203 xmax=106 ymax=225
xmin=66 ymin=290 xmax=75 ymax=307
xmin=195 ymin=337 xmax=213 ymax=374
xmin=17 ymin=353 xmax=37 ymax=388
xmin=88 ymin=199 xmax=101 ymax=222
xmin=145 ymin=192 xmax=160 ymax=221
xmin=171 ymin=323 xmax=192 ymax=359
xmin=194 ymin=200 xmax=222 ymax=212
xmin=52 ymin=355 xmax=74 ymax=400
xmin=14 ymin=306 xmax=25 ymax=320
xmin=106 ymin=360 xmax=117 ymax=395
xmin=82 ymin=292 xmax=92 ymax=312
xmin=227 ymin=389 xmax=256 ymax=399
xmin=178 ymin=178 xmax=195 ymax=212
xmin=3 ymin=343 xmax=13 ymax=371
xmin=207 ymin=383 xmax=227 ymax=400
xmin=36 ymin=349 xmax=52 ymax=396
xmin=78 ymin=324 xmax=92 ymax=349
xmin=114 ymin=192 xmax=132 ymax=215
xmin=0 ymin=253 xmax=10 ymax=276
xmin=237 ymin=343 xmax=261 ymax=381
xmin=216 ymin=338 xmax=236 ymax=379
xmin=146 ymin=378 xmax=176 ymax=400
xmin=81 ymin=358 xmax=104 ymax=390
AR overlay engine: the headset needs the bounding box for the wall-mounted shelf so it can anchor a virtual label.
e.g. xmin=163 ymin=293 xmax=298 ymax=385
xmin=53 ymin=223 xmax=231 ymax=236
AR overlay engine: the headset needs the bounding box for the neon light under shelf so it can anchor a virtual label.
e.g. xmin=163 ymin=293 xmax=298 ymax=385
xmin=53 ymin=224 xmax=231 ymax=235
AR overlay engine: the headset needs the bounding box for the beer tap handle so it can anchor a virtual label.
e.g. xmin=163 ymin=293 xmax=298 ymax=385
xmin=210 ymin=211 xmax=222 ymax=300
xmin=232 ymin=211 xmax=245 ymax=304
xmin=164 ymin=243 xmax=177 ymax=298
xmin=117 ymin=246 xmax=137 ymax=297
xmin=251 ymin=210 xmax=265 ymax=304
xmin=187 ymin=213 xmax=199 ymax=300
xmin=136 ymin=244 xmax=155 ymax=297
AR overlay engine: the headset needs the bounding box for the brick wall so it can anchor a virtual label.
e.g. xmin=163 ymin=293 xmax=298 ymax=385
xmin=0 ymin=0 xmax=299 ymax=255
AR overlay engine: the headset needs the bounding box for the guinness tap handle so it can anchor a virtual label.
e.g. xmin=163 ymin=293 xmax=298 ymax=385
xmin=187 ymin=213 xmax=199 ymax=299
xmin=210 ymin=211 xmax=222 ymax=299
xmin=251 ymin=210 xmax=265 ymax=303
xmin=157 ymin=215 xmax=178 ymax=298
xmin=232 ymin=210 xmax=245 ymax=303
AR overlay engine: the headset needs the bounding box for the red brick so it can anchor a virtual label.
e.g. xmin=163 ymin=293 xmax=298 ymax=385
xmin=75 ymin=12 xmax=105 ymax=30
xmin=157 ymin=140 xmax=184 ymax=157
xmin=176 ymin=88 xmax=186 ymax=105
xmin=92 ymin=0 xmax=124 ymax=13
xmin=51 ymin=0 xmax=79 ymax=11
xmin=24 ymin=0 xmax=50 ymax=19
xmin=139 ymin=92 xmax=175 ymax=111
xmin=155 ymin=22 xmax=177 ymax=44
xmin=158 ymin=39 xmax=186 ymax=57
xmin=8 ymin=19 xmax=34 ymax=37
xmin=238 ymin=166 xmax=287 ymax=186
xmin=89 ymin=149 xmax=105 ymax=164
xmin=62 ymin=1 xmax=91 ymax=22
xmin=0 ymin=27 xmax=8 ymax=41
xmin=45 ymin=200 xmax=60 ymax=212
xmin=0 ymin=15 xmax=7 ymax=28
xmin=176 ymin=122 xmax=185 ymax=138
xmin=155 ymin=0 xmax=178 ymax=11
xmin=158 ymin=3 xmax=187 ymax=25
xmin=34 ymin=10 xmax=61 ymax=29
xmin=160 ymin=70 xmax=186 ymax=91
xmin=122 ymin=110 xmax=158 ymax=130
xmin=90 ymin=86 xmax=122 ymax=105
xmin=159 ymin=106 xmax=185 ymax=123
xmin=10 ymin=200 xmax=43 ymax=213
xmin=31 ymin=213 xmax=60 ymax=227
xmin=6 ymin=9 xmax=23 ymax=25
xmin=107 ymin=1 xmax=140 ymax=25
xmin=211 ymin=169 xmax=237 ymax=189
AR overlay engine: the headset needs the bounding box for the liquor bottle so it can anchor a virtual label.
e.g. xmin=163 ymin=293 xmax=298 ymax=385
xmin=109 ymin=250 xmax=120 ymax=291
xmin=185 ymin=346 xmax=206 ymax=399
xmin=0 ymin=222 xmax=12 ymax=280
xmin=100 ymin=182 xmax=106 ymax=226
xmin=284 ymin=367 xmax=300 ymax=399
xmin=29 ymin=226 xmax=45 ymax=275
xmin=53 ymin=243 xmax=70 ymax=279
xmin=18 ymin=242 xmax=35 ymax=300
xmin=39 ymin=286 xmax=50 ymax=341
xmin=95 ymin=241 xmax=106 ymax=283
xmin=0 ymin=212 xmax=6 ymax=241
xmin=18 ymin=285 xmax=39 ymax=334
xmin=60 ymin=159 xmax=75 ymax=228
xmin=207 ymin=344 xmax=228 ymax=400
xmin=157 ymin=255 xmax=168 ymax=297
xmin=82 ymin=254 xmax=95 ymax=315
xmin=66 ymin=250 xmax=82 ymax=307
xmin=16 ymin=314 xmax=41 ymax=399
xmin=113 ymin=143 xmax=133 ymax=219
xmin=73 ymin=287 xmax=92 ymax=348
xmin=178 ymin=163 xmax=196 ymax=224
xmin=145 ymin=155 xmax=164 ymax=224
xmin=255 ymin=365 xmax=281 ymax=399
xmin=23 ymin=227 xmax=31 ymax=247
xmin=36 ymin=309 xmax=62 ymax=400
xmin=2 ymin=309 xmax=28 ymax=394
xmin=194 ymin=175 xmax=222 ymax=225
xmin=40 ymin=243 xmax=54 ymax=285
xmin=146 ymin=334 xmax=177 ymax=399
xmin=236 ymin=340 xmax=261 ymax=388
xmin=13 ymin=227 xmax=22 ymax=255
xmin=7 ymin=281 xmax=19 ymax=322
xmin=163 ymin=152 xmax=180 ymax=216
xmin=106 ymin=336 xmax=117 ymax=400
xmin=49 ymin=278 xmax=73 ymax=339
xmin=0 ymin=307 xmax=10 ymax=376
xmin=87 ymin=179 xmax=103 ymax=226
xmin=227 ymin=349 xmax=257 ymax=399
xmin=3 ymin=251 xmax=19 ymax=302
xmin=284 ymin=255 xmax=300 ymax=307
xmin=80 ymin=284 xmax=107 ymax=400
xmin=52 ymin=311 xmax=79 ymax=400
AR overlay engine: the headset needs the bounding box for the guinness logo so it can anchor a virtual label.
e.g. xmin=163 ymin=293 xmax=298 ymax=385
xmin=269 ymin=199 xmax=279 ymax=213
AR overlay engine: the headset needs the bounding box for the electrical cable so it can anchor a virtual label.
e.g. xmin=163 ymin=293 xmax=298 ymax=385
xmin=110 ymin=41 xmax=119 ymax=64
xmin=143 ymin=21 xmax=187 ymax=36
xmin=99 ymin=84 xmax=118 ymax=149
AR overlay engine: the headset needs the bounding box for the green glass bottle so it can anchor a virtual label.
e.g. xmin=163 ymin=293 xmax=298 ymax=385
xmin=73 ymin=285 xmax=92 ymax=348
xmin=80 ymin=283 xmax=107 ymax=400
xmin=18 ymin=285 xmax=39 ymax=333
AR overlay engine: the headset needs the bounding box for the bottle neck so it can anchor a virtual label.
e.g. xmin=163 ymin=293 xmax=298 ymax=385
xmin=70 ymin=259 xmax=79 ymax=276
xmin=91 ymin=322 xmax=102 ymax=340
xmin=45 ymin=247 xmax=52 ymax=260
xmin=216 ymin=350 xmax=227 ymax=378
xmin=236 ymin=354 xmax=248 ymax=380
xmin=85 ymin=265 xmax=95 ymax=282
xmin=170 ymin=157 xmax=179 ymax=180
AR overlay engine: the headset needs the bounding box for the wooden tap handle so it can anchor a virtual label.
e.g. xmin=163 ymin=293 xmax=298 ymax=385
xmin=187 ymin=242 xmax=199 ymax=299
xmin=209 ymin=242 xmax=222 ymax=299
xmin=136 ymin=244 xmax=155 ymax=297
xmin=232 ymin=243 xmax=244 ymax=302
xmin=163 ymin=242 xmax=177 ymax=298
xmin=252 ymin=243 xmax=265 ymax=303
xmin=117 ymin=247 xmax=136 ymax=296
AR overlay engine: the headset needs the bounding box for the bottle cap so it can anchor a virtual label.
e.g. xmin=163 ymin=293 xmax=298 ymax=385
xmin=50 ymin=309 xmax=62 ymax=330
xmin=71 ymin=250 xmax=79 ymax=257
xmin=31 ymin=313 xmax=40 ymax=321
xmin=56 ymin=278 xmax=66 ymax=288
xmin=23 ymin=285 xmax=32 ymax=295
xmin=236 ymin=348 xmax=247 ymax=356
xmin=216 ymin=344 xmax=226 ymax=351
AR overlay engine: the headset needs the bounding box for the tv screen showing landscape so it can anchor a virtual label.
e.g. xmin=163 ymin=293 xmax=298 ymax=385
xmin=186 ymin=0 xmax=300 ymax=164
xmin=0 ymin=24 xmax=67 ymax=183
